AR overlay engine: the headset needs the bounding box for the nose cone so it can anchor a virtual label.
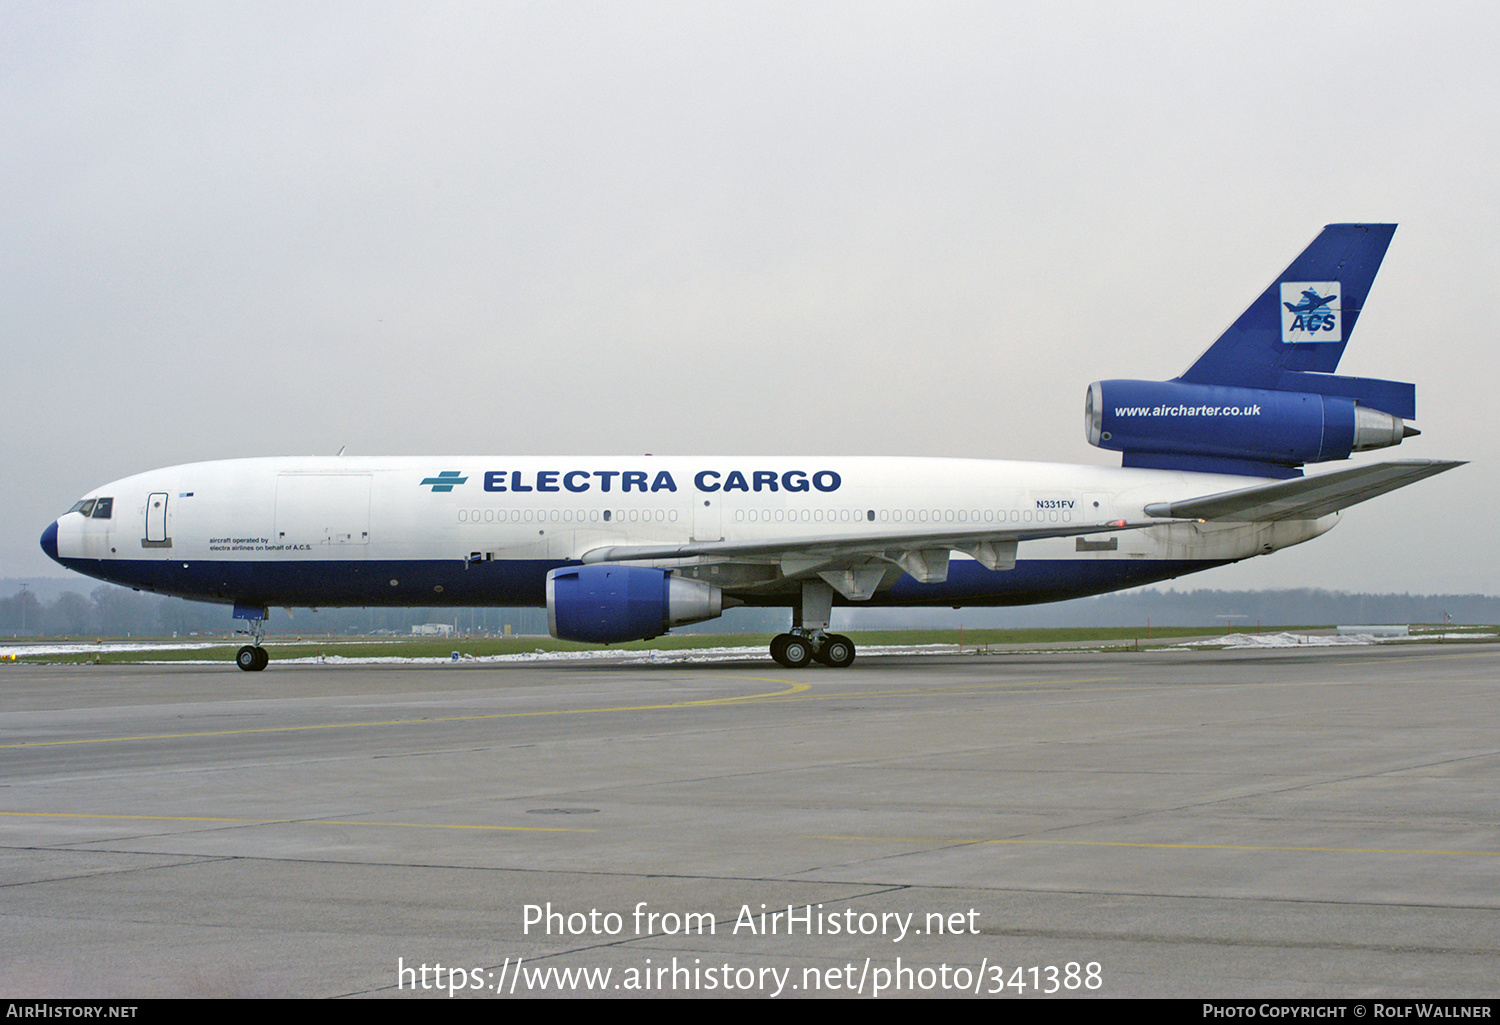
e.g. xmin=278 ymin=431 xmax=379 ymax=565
xmin=40 ymin=520 xmax=59 ymax=563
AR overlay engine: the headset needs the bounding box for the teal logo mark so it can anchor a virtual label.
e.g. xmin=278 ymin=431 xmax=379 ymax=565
xmin=421 ymin=471 xmax=468 ymax=492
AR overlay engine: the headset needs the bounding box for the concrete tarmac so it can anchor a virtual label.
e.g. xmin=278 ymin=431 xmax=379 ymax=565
xmin=2 ymin=643 xmax=1498 ymax=999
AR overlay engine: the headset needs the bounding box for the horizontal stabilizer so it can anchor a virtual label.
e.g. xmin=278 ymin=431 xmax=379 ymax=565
xmin=1143 ymin=460 xmax=1463 ymax=522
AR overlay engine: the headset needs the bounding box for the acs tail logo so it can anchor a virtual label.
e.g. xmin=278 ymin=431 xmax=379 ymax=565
xmin=1281 ymin=281 xmax=1341 ymax=342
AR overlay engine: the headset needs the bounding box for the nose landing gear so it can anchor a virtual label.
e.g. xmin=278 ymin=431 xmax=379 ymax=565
xmin=233 ymin=604 xmax=269 ymax=672
xmin=236 ymin=644 xmax=269 ymax=672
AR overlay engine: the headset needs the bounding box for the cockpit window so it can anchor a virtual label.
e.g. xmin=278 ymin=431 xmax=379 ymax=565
xmin=69 ymin=499 xmax=96 ymax=517
xmin=90 ymin=497 xmax=113 ymax=519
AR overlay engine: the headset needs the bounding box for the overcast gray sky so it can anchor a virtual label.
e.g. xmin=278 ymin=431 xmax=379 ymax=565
xmin=3 ymin=1 xmax=1494 ymax=595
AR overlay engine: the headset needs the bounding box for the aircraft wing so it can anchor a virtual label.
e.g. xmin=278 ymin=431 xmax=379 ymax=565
xmin=577 ymin=459 xmax=1461 ymax=600
xmin=579 ymin=519 xmax=1158 ymax=598
xmin=1142 ymin=459 xmax=1464 ymax=522
xmin=580 ymin=519 xmax=1153 ymax=565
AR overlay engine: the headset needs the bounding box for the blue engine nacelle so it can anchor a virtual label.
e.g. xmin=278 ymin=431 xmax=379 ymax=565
xmin=1086 ymin=380 xmax=1413 ymax=478
xmin=546 ymin=565 xmax=725 ymax=644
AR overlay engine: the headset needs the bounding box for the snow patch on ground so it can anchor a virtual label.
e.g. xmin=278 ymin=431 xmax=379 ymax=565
xmin=0 ymin=641 xmax=223 ymax=657
xmin=1172 ymin=631 xmax=1494 ymax=649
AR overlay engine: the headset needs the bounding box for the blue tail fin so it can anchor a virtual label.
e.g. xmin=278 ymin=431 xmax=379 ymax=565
xmin=1177 ymin=224 xmax=1412 ymax=419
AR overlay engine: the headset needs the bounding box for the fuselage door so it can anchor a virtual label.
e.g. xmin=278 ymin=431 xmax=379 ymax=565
xmin=145 ymin=493 xmax=168 ymax=543
xmin=693 ymin=497 xmax=722 ymax=543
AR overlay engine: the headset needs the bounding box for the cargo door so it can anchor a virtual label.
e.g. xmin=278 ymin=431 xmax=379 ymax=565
xmin=275 ymin=474 xmax=372 ymax=547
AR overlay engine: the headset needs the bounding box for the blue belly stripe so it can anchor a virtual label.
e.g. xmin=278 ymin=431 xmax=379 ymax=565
xmin=52 ymin=555 xmax=1227 ymax=610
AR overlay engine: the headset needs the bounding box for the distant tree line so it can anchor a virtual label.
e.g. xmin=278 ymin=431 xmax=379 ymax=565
xmin=0 ymin=584 xmax=565 ymax=638
xmin=2 ymin=580 xmax=1496 ymax=639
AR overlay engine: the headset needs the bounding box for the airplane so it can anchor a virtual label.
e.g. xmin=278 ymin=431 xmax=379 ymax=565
xmin=1283 ymin=288 xmax=1338 ymax=314
xmin=40 ymin=224 xmax=1461 ymax=671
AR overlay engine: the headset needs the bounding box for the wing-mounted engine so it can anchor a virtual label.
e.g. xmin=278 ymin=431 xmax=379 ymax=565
xmin=546 ymin=565 xmax=725 ymax=643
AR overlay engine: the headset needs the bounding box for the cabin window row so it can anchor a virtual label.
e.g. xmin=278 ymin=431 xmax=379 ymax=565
xmin=454 ymin=506 xmax=1075 ymax=526
xmin=735 ymin=508 xmax=1074 ymax=524
xmin=457 ymin=508 xmax=680 ymax=524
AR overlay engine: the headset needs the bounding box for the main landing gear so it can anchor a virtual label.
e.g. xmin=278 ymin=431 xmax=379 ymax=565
xmin=768 ymin=580 xmax=856 ymax=668
xmin=233 ymin=604 xmax=269 ymax=672
xmin=770 ymin=630 xmax=856 ymax=669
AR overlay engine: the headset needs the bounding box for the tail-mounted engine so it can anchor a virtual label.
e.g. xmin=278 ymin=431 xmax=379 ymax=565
xmin=1086 ymin=379 xmax=1417 ymax=479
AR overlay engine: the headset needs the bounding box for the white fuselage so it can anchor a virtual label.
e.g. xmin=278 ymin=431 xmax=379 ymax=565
xmin=46 ymin=455 xmax=1335 ymax=612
